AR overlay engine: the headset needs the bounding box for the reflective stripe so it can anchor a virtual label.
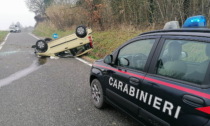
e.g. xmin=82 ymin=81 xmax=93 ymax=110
xmin=94 ymin=64 xmax=145 ymax=79
xmin=144 ymin=77 xmax=210 ymax=99
xmin=94 ymin=64 xmax=210 ymax=99
xmin=196 ymin=106 xmax=210 ymax=114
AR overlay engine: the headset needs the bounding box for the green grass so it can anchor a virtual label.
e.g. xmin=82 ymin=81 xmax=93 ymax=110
xmin=89 ymin=30 xmax=144 ymax=59
xmin=33 ymin=22 xmax=74 ymax=38
xmin=0 ymin=31 xmax=9 ymax=42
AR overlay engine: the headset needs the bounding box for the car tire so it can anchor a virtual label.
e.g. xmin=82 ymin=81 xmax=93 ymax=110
xmin=44 ymin=38 xmax=52 ymax=43
xmin=90 ymin=79 xmax=106 ymax=109
xmin=35 ymin=40 xmax=48 ymax=52
xmin=75 ymin=25 xmax=87 ymax=38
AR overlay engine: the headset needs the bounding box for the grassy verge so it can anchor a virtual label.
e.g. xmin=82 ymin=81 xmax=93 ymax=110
xmin=33 ymin=22 xmax=74 ymax=38
xmin=0 ymin=31 xmax=9 ymax=43
xmin=33 ymin=22 xmax=152 ymax=59
xmin=89 ymin=30 xmax=143 ymax=59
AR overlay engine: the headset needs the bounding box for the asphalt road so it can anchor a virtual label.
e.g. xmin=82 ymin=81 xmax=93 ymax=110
xmin=0 ymin=32 xmax=139 ymax=126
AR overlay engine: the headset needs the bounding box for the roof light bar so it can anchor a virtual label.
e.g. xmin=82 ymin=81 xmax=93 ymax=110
xmin=182 ymin=15 xmax=207 ymax=28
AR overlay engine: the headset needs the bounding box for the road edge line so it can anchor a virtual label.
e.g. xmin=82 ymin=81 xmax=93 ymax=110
xmin=0 ymin=33 xmax=10 ymax=50
xmin=28 ymin=33 xmax=92 ymax=66
xmin=75 ymin=57 xmax=92 ymax=67
xmin=28 ymin=33 xmax=39 ymax=40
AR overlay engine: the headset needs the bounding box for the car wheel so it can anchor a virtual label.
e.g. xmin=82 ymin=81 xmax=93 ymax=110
xmin=36 ymin=40 xmax=48 ymax=52
xmin=90 ymin=79 xmax=106 ymax=109
xmin=75 ymin=25 xmax=87 ymax=38
xmin=44 ymin=38 xmax=52 ymax=43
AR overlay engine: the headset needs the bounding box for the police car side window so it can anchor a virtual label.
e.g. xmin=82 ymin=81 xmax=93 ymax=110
xmin=117 ymin=39 xmax=155 ymax=71
xmin=157 ymin=40 xmax=210 ymax=85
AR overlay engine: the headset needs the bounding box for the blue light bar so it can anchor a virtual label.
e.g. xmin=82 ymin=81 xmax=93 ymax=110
xmin=182 ymin=15 xmax=207 ymax=28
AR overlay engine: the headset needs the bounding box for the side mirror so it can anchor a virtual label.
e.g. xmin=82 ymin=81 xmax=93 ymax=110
xmin=104 ymin=55 xmax=113 ymax=64
xmin=119 ymin=57 xmax=129 ymax=66
xmin=31 ymin=45 xmax=36 ymax=48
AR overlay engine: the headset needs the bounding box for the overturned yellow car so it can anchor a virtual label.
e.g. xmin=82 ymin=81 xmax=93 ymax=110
xmin=32 ymin=26 xmax=93 ymax=57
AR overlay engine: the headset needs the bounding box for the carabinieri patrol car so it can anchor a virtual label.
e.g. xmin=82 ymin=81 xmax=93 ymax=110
xmin=89 ymin=15 xmax=210 ymax=126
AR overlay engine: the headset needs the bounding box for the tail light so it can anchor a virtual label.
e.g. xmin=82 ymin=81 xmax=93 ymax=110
xmin=88 ymin=36 xmax=93 ymax=48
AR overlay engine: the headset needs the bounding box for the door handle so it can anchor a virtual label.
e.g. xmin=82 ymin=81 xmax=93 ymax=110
xmin=144 ymin=81 xmax=159 ymax=87
xmin=183 ymin=95 xmax=205 ymax=107
xmin=129 ymin=77 xmax=140 ymax=86
xmin=118 ymin=68 xmax=127 ymax=72
xmin=102 ymin=69 xmax=114 ymax=74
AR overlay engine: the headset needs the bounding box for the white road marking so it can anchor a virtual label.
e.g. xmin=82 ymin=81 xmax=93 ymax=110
xmin=0 ymin=60 xmax=41 ymax=88
xmin=28 ymin=33 xmax=93 ymax=66
xmin=28 ymin=33 xmax=40 ymax=40
xmin=0 ymin=33 xmax=10 ymax=50
xmin=75 ymin=57 xmax=92 ymax=66
xmin=0 ymin=51 xmax=23 ymax=56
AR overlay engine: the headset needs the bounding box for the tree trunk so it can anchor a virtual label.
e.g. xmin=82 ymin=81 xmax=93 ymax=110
xmin=148 ymin=0 xmax=154 ymax=23
xmin=183 ymin=0 xmax=190 ymax=20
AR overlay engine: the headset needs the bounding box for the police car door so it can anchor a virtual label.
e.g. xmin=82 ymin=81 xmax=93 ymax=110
xmin=143 ymin=36 xmax=210 ymax=126
xmin=106 ymin=36 xmax=159 ymax=117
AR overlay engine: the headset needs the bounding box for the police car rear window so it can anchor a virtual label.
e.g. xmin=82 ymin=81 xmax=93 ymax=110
xmin=157 ymin=39 xmax=210 ymax=85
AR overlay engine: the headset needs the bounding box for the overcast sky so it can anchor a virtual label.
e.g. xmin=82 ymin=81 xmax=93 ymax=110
xmin=0 ymin=0 xmax=36 ymax=30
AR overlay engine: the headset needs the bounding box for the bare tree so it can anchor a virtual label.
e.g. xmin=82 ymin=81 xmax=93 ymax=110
xmin=183 ymin=0 xmax=190 ymax=20
xmin=25 ymin=0 xmax=46 ymax=15
xmin=33 ymin=0 xmax=210 ymax=30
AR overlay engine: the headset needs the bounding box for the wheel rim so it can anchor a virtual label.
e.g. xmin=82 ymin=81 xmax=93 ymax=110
xmin=91 ymin=83 xmax=101 ymax=104
xmin=37 ymin=42 xmax=45 ymax=49
xmin=77 ymin=27 xmax=85 ymax=35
